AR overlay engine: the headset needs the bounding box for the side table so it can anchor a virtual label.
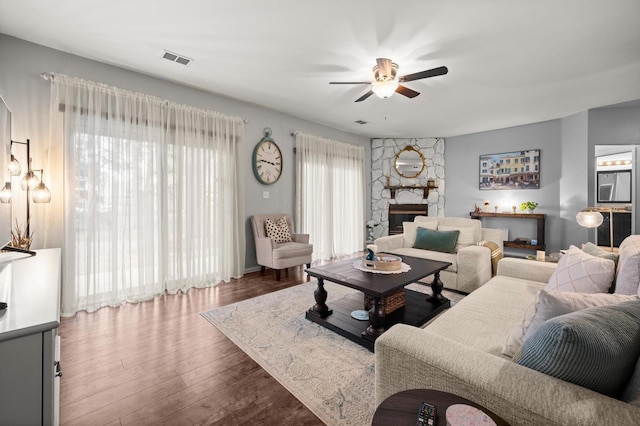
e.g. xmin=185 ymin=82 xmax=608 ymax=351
xmin=372 ymin=389 xmax=509 ymax=425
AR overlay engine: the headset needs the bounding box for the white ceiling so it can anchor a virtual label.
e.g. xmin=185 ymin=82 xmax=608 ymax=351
xmin=1 ymin=0 xmax=639 ymax=138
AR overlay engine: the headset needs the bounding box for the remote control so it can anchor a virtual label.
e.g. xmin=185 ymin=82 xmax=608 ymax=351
xmin=416 ymin=401 xmax=437 ymax=426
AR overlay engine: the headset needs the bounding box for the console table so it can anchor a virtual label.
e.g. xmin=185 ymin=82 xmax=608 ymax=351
xmin=0 ymin=249 xmax=62 ymax=425
xmin=470 ymin=211 xmax=546 ymax=251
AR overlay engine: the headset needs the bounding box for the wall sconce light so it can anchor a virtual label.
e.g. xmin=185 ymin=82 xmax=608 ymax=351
xmin=6 ymin=139 xmax=52 ymax=204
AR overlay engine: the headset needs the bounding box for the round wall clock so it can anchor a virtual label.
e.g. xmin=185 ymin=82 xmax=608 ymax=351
xmin=252 ymin=128 xmax=282 ymax=185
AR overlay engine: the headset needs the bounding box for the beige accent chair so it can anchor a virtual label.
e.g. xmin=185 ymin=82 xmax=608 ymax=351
xmin=251 ymin=214 xmax=313 ymax=280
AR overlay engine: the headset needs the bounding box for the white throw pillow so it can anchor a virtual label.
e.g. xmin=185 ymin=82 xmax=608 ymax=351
xmin=402 ymin=221 xmax=437 ymax=248
xmin=502 ymin=289 xmax=638 ymax=357
xmin=438 ymin=225 xmax=476 ymax=252
xmin=614 ymin=235 xmax=640 ymax=296
xmin=545 ymin=245 xmax=615 ymax=293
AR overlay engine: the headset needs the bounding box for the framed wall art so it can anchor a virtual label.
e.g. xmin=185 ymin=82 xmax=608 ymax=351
xmin=479 ymin=149 xmax=540 ymax=190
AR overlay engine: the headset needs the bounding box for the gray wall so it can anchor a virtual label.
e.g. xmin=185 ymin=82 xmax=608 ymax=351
xmin=588 ymin=106 xmax=640 ymax=233
xmin=0 ymin=34 xmax=371 ymax=272
xmin=446 ymin=106 xmax=640 ymax=254
xmin=446 ymin=120 xmax=563 ymax=253
xmin=560 ymin=111 xmax=590 ymax=247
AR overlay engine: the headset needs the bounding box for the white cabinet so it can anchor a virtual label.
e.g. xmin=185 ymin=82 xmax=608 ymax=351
xmin=0 ymin=248 xmax=61 ymax=425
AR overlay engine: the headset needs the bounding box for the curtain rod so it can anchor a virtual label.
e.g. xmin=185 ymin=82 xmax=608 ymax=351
xmin=40 ymin=71 xmax=249 ymax=124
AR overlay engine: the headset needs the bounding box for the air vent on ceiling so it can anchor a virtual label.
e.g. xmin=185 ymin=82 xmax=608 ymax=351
xmin=162 ymin=50 xmax=193 ymax=66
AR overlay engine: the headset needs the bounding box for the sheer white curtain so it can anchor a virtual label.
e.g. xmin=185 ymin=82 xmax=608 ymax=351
xmin=49 ymin=75 xmax=245 ymax=315
xmin=295 ymin=132 xmax=364 ymax=261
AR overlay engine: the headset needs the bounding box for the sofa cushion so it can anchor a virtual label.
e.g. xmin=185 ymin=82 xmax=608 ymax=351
xmin=426 ymin=275 xmax=545 ymax=356
xmin=582 ymin=242 xmax=620 ymax=266
xmin=615 ymin=235 xmax=640 ymax=295
xmin=419 ymin=216 xmax=482 ymax=242
xmin=272 ymin=241 xmax=313 ymax=259
xmin=265 ymin=217 xmax=292 ymax=243
xmin=545 ymin=245 xmax=615 ymax=293
xmin=502 ymin=289 xmax=638 ymax=357
xmin=438 ymin=225 xmax=476 ymax=252
xmin=514 ymin=299 xmax=640 ymax=397
xmin=388 ymin=247 xmax=458 ymax=272
xmin=413 ymin=228 xmax=459 ymax=253
xmin=402 ymin=221 xmax=438 ymax=248
xmin=622 ymin=356 xmax=640 ymax=407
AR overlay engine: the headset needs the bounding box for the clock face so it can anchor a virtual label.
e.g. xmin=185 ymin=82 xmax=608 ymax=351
xmin=253 ymin=139 xmax=282 ymax=184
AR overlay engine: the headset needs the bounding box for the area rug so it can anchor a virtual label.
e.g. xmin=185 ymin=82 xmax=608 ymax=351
xmin=201 ymin=281 xmax=464 ymax=425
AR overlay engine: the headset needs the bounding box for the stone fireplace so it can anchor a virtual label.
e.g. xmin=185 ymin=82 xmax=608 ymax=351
xmin=370 ymin=138 xmax=445 ymax=238
xmin=388 ymin=204 xmax=429 ymax=234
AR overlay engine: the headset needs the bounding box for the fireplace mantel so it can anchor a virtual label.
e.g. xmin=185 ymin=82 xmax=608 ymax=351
xmin=385 ymin=184 xmax=438 ymax=199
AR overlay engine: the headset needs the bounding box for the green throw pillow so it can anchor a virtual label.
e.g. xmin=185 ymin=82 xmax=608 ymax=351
xmin=413 ymin=227 xmax=459 ymax=253
xmin=514 ymin=299 xmax=640 ymax=397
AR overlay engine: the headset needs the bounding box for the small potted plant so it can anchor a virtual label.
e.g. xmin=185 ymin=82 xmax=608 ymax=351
xmin=520 ymin=201 xmax=538 ymax=213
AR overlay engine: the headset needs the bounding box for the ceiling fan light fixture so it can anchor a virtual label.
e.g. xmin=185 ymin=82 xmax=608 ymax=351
xmin=372 ymin=80 xmax=399 ymax=99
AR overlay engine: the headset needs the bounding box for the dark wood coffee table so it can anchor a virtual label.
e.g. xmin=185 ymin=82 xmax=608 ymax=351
xmin=305 ymin=254 xmax=452 ymax=351
xmin=372 ymin=389 xmax=509 ymax=425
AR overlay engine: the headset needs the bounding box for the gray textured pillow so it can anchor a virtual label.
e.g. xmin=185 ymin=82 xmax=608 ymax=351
xmin=514 ymin=299 xmax=640 ymax=397
xmin=582 ymin=242 xmax=620 ymax=267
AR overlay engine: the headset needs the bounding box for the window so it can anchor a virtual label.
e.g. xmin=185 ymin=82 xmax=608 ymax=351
xmin=51 ymin=74 xmax=245 ymax=314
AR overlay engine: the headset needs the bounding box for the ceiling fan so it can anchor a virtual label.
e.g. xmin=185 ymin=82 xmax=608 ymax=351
xmin=329 ymin=58 xmax=448 ymax=102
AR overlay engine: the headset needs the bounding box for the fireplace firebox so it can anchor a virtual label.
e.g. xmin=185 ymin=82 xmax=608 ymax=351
xmin=388 ymin=204 xmax=429 ymax=235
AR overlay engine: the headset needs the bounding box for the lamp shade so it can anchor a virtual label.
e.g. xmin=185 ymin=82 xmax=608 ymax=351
xmin=20 ymin=170 xmax=39 ymax=191
xmin=0 ymin=182 xmax=11 ymax=203
xmin=576 ymin=209 xmax=604 ymax=228
xmin=8 ymin=155 xmax=21 ymax=176
xmin=32 ymin=182 xmax=51 ymax=203
xmin=372 ymin=80 xmax=399 ymax=99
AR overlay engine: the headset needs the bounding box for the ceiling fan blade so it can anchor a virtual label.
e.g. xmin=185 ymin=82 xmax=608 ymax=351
xmin=329 ymin=81 xmax=371 ymax=85
xmin=376 ymin=58 xmax=393 ymax=78
xmin=399 ymin=66 xmax=448 ymax=82
xmin=355 ymin=90 xmax=374 ymax=102
xmin=396 ymin=84 xmax=420 ymax=98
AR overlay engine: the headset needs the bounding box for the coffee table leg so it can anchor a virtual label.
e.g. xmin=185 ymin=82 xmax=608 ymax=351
xmin=364 ymin=297 xmax=385 ymax=338
xmin=426 ymin=271 xmax=446 ymax=303
xmin=310 ymin=278 xmax=332 ymax=318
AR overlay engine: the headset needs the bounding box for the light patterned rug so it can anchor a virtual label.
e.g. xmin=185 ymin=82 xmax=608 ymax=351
xmin=201 ymin=280 xmax=464 ymax=425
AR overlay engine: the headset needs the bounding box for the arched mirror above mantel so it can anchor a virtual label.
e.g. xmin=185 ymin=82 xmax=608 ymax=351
xmin=394 ymin=145 xmax=425 ymax=178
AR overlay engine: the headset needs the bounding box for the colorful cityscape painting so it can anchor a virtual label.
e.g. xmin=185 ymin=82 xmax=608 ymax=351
xmin=479 ymin=149 xmax=540 ymax=190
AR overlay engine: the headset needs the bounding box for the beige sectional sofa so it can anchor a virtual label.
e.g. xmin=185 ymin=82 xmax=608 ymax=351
xmin=374 ymin=217 xmax=504 ymax=293
xmin=375 ymin=236 xmax=640 ymax=426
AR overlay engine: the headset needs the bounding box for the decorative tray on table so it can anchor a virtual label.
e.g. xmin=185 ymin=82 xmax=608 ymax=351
xmin=360 ymin=253 xmax=403 ymax=271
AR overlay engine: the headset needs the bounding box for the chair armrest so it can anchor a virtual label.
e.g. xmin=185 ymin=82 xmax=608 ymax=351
xmin=291 ymin=233 xmax=309 ymax=244
xmin=496 ymin=257 xmax=557 ymax=283
xmin=375 ymin=324 xmax=640 ymax=426
xmin=375 ymin=234 xmax=404 ymax=252
xmin=456 ymin=245 xmax=492 ymax=292
xmin=255 ymin=236 xmax=276 ymax=266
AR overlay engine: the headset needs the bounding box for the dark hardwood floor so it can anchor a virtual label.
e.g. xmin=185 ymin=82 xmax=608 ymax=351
xmin=59 ymin=265 xmax=333 ymax=425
